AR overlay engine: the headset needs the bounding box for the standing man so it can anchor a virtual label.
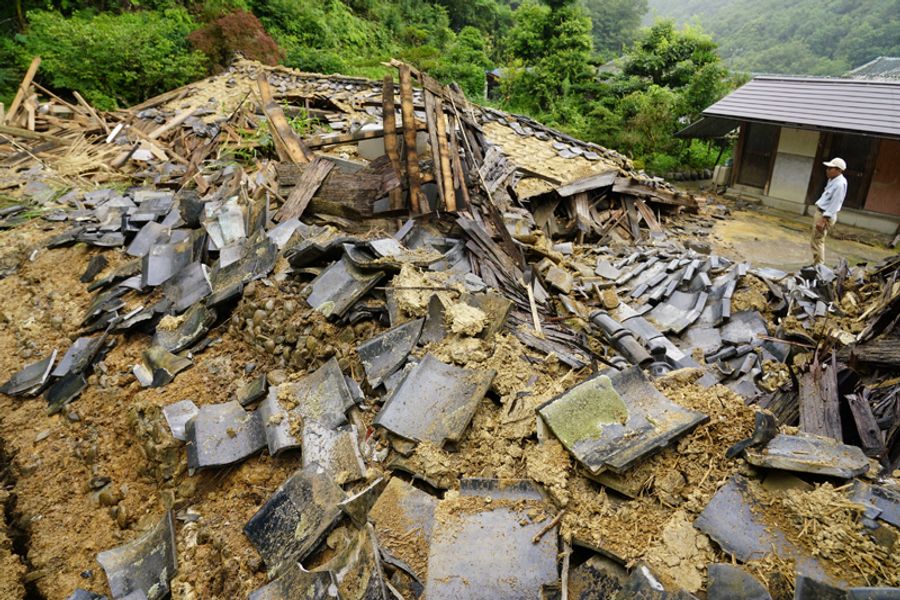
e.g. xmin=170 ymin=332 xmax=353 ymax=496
xmin=811 ymin=157 xmax=848 ymax=266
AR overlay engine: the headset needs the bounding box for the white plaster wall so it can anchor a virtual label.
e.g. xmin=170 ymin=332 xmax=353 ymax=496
xmin=768 ymin=128 xmax=820 ymax=202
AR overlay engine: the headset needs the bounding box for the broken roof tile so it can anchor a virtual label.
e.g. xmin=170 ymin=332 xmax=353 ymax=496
xmin=244 ymin=463 xmax=346 ymax=574
xmin=301 ymin=421 xmax=366 ymax=485
xmin=538 ymin=366 xmax=707 ymax=476
xmin=0 ymin=350 xmax=57 ymax=397
xmin=358 ymin=318 xmax=423 ymax=388
xmin=163 ymin=262 xmax=212 ymax=314
xmin=153 ymin=305 xmax=215 ymax=354
xmin=185 ymin=400 xmax=265 ymax=470
xmin=162 ymin=399 xmax=199 ymax=442
xmin=694 ymin=475 xmax=833 ymax=583
xmin=374 ymin=353 xmax=495 ymax=446
xmin=425 ymin=489 xmax=558 ymax=599
xmin=258 ymin=357 xmax=353 ymax=455
xmin=248 ymin=564 xmax=338 ymax=600
xmin=96 ymin=511 xmax=177 ymax=600
xmin=744 ymin=433 xmax=869 ymax=479
xmin=302 ymin=258 xmax=384 ymax=319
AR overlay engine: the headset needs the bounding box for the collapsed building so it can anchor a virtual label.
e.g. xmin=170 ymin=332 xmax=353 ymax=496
xmin=0 ymin=57 xmax=898 ymax=600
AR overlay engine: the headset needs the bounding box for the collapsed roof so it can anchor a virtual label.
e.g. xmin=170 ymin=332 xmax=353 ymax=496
xmin=0 ymin=57 xmax=898 ymax=600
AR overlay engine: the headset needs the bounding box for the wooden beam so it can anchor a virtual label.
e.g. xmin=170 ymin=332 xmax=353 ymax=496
xmin=845 ymin=393 xmax=885 ymax=457
xmin=0 ymin=123 xmax=70 ymax=145
xmin=257 ymin=74 xmax=314 ymax=164
xmin=447 ymin=112 xmax=471 ymax=211
xmin=423 ymin=90 xmax=445 ymax=209
xmin=434 ymin=97 xmax=456 ymax=212
xmin=381 ymin=75 xmax=405 ymax=212
xmin=303 ymin=122 xmax=426 ymax=149
xmin=555 ymin=170 xmax=618 ymax=197
xmin=398 ymin=64 xmax=422 ymax=213
xmin=5 ymin=56 xmax=40 ymax=125
xmin=147 ymin=107 xmax=195 ymax=140
xmin=274 ymin=156 xmax=334 ymax=222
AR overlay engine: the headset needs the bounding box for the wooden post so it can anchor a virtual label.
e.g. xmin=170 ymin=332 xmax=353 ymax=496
xmin=434 ymin=98 xmax=456 ymax=212
xmin=446 ymin=112 xmax=470 ymax=211
xmin=398 ymin=64 xmax=422 ymax=213
xmin=381 ymin=75 xmax=405 ymax=211
xmin=5 ymin=56 xmax=40 ymax=125
xmin=423 ymin=90 xmax=445 ymax=210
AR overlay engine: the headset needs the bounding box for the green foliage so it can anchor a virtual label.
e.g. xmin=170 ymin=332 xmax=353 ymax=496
xmin=252 ymin=0 xmax=394 ymax=75
xmin=646 ymin=0 xmax=900 ymax=75
xmin=16 ymin=8 xmax=206 ymax=109
xmin=434 ymin=0 xmax=514 ymax=38
xmin=427 ymin=27 xmax=493 ymax=98
xmin=623 ymin=20 xmax=718 ymax=87
xmin=502 ymin=1 xmax=594 ymax=113
xmin=581 ymin=0 xmax=647 ymax=57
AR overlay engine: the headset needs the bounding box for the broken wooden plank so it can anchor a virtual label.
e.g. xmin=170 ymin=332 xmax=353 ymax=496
xmin=5 ymin=56 xmax=40 ymax=125
xmin=257 ymin=74 xmax=314 ymax=164
xmin=398 ymin=64 xmax=422 ymax=213
xmin=798 ymin=356 xmax=842 ymax=441
xmin=846 ymin=393 xmax=885 ymax=457
xmin=424 ymin=90 xmax=446 ymax=210
xmin=275 ymin=157 xmax=335 ymax=222
xmin=0 ymin=124 xmax=71 ymax=145
xmin=555 ymin=170 xmax=618 ymax=197
xmin=303 ymin=123 xmax=425 ymax=149
xmin=446 ymin=112 xmax=470 ymax=211
xmin=570 ymin=193 xmax=594 ymax=236
xmin=434 ymin=98 xmax=456 ymax=211
xmin=381 ymin=75 xmax=405 ymax=212
xmin=73 ymin=91 xmax=109 ymax=135
xmin=623 ymin=198 xmax=642 ymax=241
xmin=635 ymin=200 xmax=663 ymax=234
xmin=148 ymin=107 xmax=196 ymax=140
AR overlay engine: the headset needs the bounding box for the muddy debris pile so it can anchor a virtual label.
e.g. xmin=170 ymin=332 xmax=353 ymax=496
xmin=0 ymin=58 xmax=898 ymax=600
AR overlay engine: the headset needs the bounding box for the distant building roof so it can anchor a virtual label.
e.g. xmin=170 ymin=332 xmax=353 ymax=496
xmin=846 ymin=57 xmax=900 ymax=80
xmin=678 ymin=76 xmax=900 ymax=139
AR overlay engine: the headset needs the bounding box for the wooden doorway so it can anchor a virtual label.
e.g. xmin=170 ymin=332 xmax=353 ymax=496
xmin=736 ymin=123 xmax=779 ymax=189
xmin=864 ymin=139 xmax=900 ymax=216
xmin=808 ymin=132 xmax=877 ymax=210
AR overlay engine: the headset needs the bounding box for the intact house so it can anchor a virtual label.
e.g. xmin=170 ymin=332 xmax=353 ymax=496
xmin=679 ymin=76 xmax=900 ymax=235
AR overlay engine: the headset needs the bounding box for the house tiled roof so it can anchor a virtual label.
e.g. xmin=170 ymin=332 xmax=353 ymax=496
xmin=698 ymin=76 xmax=900 ymax=138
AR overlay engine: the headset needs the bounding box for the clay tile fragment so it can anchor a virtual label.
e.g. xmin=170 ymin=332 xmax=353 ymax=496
xmin=0 ymin=349 xmax=57 ymax=397
xmin=185 ymin=400 xmax=265 ymax=469
xmin=96 ymin=511 xmax=177 ymax=600
xmin=374 ymin=353 xmax=495 ymax=446
xmin=538 ymin=366 xmax=707 ymax=476
xmin=244 ymin=463 xmax=346 ymax=575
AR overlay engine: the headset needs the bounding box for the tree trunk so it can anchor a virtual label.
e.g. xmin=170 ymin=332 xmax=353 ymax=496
xmin=15 ymin=0 xmax=25 ymax=31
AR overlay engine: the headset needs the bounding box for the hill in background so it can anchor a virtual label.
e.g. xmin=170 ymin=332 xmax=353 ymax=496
xmin=646 ymin=0 xmax=900 ymax=75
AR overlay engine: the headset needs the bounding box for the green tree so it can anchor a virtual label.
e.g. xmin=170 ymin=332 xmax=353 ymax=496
xmin=430 ymin=26 xmax=493 ymax=98
xmin=502 ymin=0 xmax=594 ymax=113
xmin=15 ymin=8 xmax=206 ymax=109
xmin=623 ymin=20 xmax=719 ymax=87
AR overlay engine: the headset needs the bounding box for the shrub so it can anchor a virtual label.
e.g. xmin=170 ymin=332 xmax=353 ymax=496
xmin=18 ymin=8 xmax=206 ymax=110
xmin=187 ymin=10 xmax=283 ymax=71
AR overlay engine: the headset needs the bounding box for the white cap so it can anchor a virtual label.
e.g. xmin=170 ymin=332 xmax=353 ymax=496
xmin=823 ymin=157 xmax=846 ymax=170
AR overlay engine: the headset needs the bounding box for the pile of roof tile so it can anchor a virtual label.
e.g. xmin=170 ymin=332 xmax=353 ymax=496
xmin=0 ymin=57 xmax=898 ymax=600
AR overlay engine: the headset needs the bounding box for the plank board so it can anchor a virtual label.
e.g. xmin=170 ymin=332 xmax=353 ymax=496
xmin=257 ymin=75 xmax=314 ymax=164
xmin=274 ymin=157 xmax=334 ymax=222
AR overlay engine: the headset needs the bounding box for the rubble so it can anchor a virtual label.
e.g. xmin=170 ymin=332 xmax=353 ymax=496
xmin=0 ymin=56 xmax=897 ymax=600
